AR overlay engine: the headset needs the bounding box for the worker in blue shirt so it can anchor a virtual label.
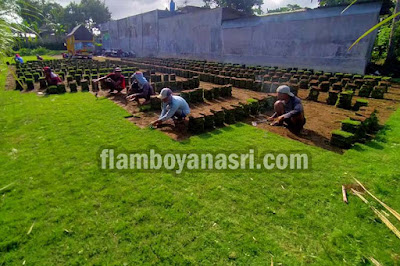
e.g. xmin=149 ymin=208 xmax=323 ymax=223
xmin=151 ymin=88 xmax=190 ymax=127
xmin=268 ymin=85 xmax=306 ymax=133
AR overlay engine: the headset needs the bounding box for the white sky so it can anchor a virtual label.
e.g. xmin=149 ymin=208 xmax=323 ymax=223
xmin=55 ymin=0 xmax=319 ymax=20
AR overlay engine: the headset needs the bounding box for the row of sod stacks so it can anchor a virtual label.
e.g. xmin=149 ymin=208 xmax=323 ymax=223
xmin=187 ymin=95 xmax=276 ymax=133
xmin=330 ymin=107 xmax=379 ymax=148
xmin=180 ymin=85 xmax=233 ymax=104
xmin=123 ymin=57 xmax=392 ymax=96
xmin=13 ymin=58 xmax=149 ymax=94
xmin=151 ymin=76 xmax=200 ymax=93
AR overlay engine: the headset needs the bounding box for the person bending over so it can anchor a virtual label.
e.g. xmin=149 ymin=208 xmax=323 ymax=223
xmin=151 ymin=88 xmax=190 ymax=127
xmin=94 ymin=67 xmax=125 ymax=93
xmin=126 ymin=72 xmax=154 ymax=105
xmin=43 ymin=67 xmax=62 ymax=86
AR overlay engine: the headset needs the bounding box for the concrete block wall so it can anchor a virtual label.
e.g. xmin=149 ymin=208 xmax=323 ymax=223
xmin=221 ymin=2 xmax=381 ymax=74
xmin=158 ymin=8 xmax=223 ymax=61
xmin=99 ymin=2 xmax=382 ymax=74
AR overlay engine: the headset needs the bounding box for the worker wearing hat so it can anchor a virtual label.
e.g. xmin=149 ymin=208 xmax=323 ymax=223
xmin=151 ymin=88 xmax=190 ymax=127
xmin=126 ymin=72 xmax=154 ymax=105
xmin=43 ymin=67 xmax=62 ymax=86
xmin=268 ymin=85 xmax=306 ymax=133
xmin=94 ymin=67 xmax=125 ymax=93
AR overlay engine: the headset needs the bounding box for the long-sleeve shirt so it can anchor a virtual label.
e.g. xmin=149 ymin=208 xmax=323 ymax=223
xmin=135 ymin=82 xmax=154 ymax=99
xmin=272 ymin=96 xmax=304 ymax=119
xmin=159 ymin=96 xmax=191 ymax=122
xmin=106 ymin=73 xmax=125 ymax=88
xmin=46 ymin=72 xmax=62 ymax=85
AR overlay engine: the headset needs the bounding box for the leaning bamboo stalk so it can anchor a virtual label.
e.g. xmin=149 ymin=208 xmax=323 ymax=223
xmin=372 ymin=207 xmax=400 ymax=239
xmin=351 ymin=189 xmax=368 ymax=204
xmin=369 ymin=257 xmax=382 ymax=266
xmin=352 ymin=189 xmax=400 ymax=239
xmin=27 ymin=222 xmax=35 ymax=235
xmin=354 ymin=178 xmax=400 ymax=222
xmin=342 ymin=185 xmax=348 ymax=204
xmin=0 ymin=182 xmax=14 ymax=192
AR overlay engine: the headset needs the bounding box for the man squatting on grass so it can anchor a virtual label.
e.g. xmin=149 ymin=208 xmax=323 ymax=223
xmin=268 ymin=85 xmax=306 ymax=133
xmin=43 ymin=67 xmax=62 ymax=86
xmin=126 ymin=72 xmax=155 ymax=105
xmin=151 ymin=88 xmax=191 ymax=127
xmin=93 ymin=67 xmax=125 ymax=93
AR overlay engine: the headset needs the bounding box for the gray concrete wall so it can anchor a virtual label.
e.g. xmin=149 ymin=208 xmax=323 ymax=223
xmin=158 ymin=8 xmax=223 ymax=60
xmin=99 ymin=10 xmax=159 ymax=57
xmin=100 ymin=2 xmax=382 ymax=74
xmin=221 ymin=2 xmax=381 ymax=74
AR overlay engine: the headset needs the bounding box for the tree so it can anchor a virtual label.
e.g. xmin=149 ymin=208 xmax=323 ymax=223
xmin=387 ymin=0 xmax=400 ymax=62
xmin=268 ymin=4 xmax=302 ymax=13
xmin=203 ymin=0 xmax=264 ymax=15
xmin=62 ymin=0 xmax=111 ymax=32
xmin=0 ymin=0 xmax=16 ymax=58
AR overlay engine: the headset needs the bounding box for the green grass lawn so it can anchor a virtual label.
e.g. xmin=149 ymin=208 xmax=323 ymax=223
xmin=3 ymin=55 xmax=58 ymax=65
xmin=1 ymin=61 xmax=400 ymax=264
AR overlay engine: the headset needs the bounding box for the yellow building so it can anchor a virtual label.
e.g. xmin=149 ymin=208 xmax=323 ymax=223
xmin=66 ymin=25 xmax=94 ymax=58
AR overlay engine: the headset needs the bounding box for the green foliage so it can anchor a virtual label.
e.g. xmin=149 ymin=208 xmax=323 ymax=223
xmin=203 ymin=0 xmax=264 ymax=15
xmin=62 ymin=0 xmax=111 ymax=32
xmin=372 ymin=20 xmax=400 ymax=62
xmin=268 ymin=4 xmax=302 ymax=13
xmin=0 ymin=1 xmax=18 ymax=59
xmin=14 ymin=47 xmax=50 ymax=56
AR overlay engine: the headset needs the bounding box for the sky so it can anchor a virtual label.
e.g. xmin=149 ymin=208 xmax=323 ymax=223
xmin=55 ymin=0 xmax=319 ymax=20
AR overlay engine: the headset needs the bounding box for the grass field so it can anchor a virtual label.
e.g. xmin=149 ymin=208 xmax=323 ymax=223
xmin=4 ymin=55 xmax=59 ymax=65
xmin=1 ymin=59 xmax=400 ymax=264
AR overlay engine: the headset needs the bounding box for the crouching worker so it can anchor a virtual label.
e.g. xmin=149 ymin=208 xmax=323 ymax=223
xmin=151 ymin=88 xmax=190 ymax=127
xmin=93 ymin=67 xmax=125 ymax=93
xmin=126 ymin=72 xmax=154 ymax=105
xmin=268 ymin=85 xmax=306 ymax=133
xmin=43 ymin=67 xmax=62 ymax=86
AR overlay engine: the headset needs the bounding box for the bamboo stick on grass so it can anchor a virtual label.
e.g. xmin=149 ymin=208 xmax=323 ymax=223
xmin=354 ymin=178 xmax=400 ymax=222
xmin=352 ymin=189 xmax=400 ymax=239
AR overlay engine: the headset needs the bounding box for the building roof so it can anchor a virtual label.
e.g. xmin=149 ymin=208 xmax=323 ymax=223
xmin=67 ymin=24 xmax=93 ymax=41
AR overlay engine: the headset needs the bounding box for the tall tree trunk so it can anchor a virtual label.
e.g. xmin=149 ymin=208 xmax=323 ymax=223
xmin=387 ymin=0 xmax=400 ymax=62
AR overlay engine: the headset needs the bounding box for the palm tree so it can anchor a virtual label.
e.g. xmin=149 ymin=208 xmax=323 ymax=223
xmin=0 ymin=0 xmax=17 ymax=59
xmin=387 ymin=0 xmax=400 ymax=62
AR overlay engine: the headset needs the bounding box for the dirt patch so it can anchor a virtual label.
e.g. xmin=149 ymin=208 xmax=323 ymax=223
xmin=5 ymin=66 xmax=16 ymax=91
xmin=254 ymin=86 xmax=400 ymax=152
xmin=93 ymin=83 xmax=273 ymax=141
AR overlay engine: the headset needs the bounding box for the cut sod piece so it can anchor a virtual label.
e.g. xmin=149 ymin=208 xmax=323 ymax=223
xmin=25 ymin=78 xmax=34 ymax=91
xmin=370 ymin=86 xmax=385 ymax=99
xmin=188 ymin=116 xmax=205 ymax=133
xmin=330 ymin=130 xmax=355 ymax=148
xmin=336 ymin=91 xmax=353 ymax=110
xmin=211 ymin=110 xmax=225 ymax=127
xmin=353 ymin=99 xmax=369 ymax=111
xmin=57 ymin=84 xmax=66 ymax=94
xmin=46 ymin=85 xmax=58 ymax=94
xmin=69 ymin=81 xmax=78 ymax=93
xmin=358 ymin=84 xmax=373 ymax=97
xmin=306 ymin=86 xmax=320 ymax=101
xmin=81 ymin=80 xmax=90 ymax=92
xmin=326 ymin=90 xmax=339 ymax=105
